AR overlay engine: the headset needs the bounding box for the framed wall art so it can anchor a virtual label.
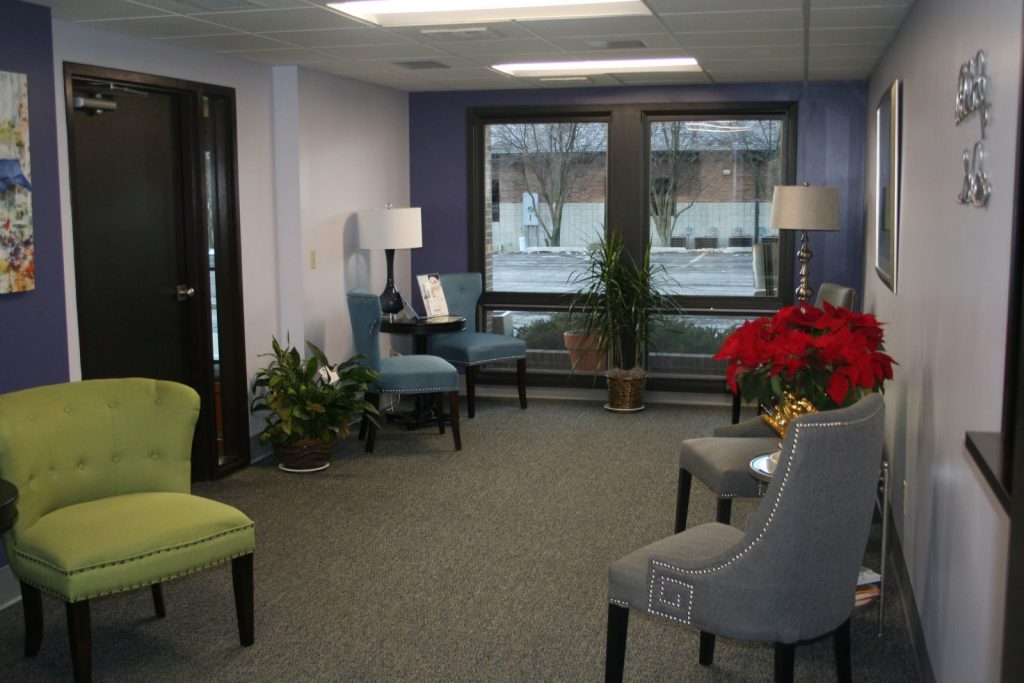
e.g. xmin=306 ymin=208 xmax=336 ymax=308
xmin=875 ymin=79 xmax=901 ymax=293
xmin=0 ymin=70 xmax=33 ymax=294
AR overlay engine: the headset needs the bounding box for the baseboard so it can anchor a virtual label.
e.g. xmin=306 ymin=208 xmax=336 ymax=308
xmin=887 ymin=508 xmax=936 ymax=683
xmin=0 ymin=564 xmax=20 ymax=611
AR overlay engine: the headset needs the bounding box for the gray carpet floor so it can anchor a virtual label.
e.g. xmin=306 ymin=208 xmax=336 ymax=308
xmin=0 ymin=398 xmax=920 ymax=681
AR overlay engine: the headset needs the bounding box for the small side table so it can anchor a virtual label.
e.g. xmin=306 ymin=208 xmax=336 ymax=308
xmin=0 ymin=479 xmax=19 ymax=534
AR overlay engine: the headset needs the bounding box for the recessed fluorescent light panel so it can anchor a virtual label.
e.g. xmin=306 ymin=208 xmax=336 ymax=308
xmin=326 ymin=1 xmax=651 ymax=27
xmin=493 ymin=57 xmax=700 ymax=77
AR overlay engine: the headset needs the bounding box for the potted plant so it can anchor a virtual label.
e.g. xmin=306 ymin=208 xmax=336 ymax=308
xmin=567 ymin=231 xmax=676 ymax=411
xmin=714 ymin=302 xmax=895 ymax=434
xmin=250 ymin=337 xmax=379 ymax=473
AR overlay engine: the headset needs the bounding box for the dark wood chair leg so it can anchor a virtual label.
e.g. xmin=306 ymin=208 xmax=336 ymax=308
xmin=20 ymin=582 xmax=42 ymax=657
xmin=716 ymin=498 xmax=733 ymax=525
xmin=65 ymin=600 xmax=91 ymax=683
xmin=699 ymin=631 xmax=716 ymax=666
xmin=465 ymin=366 xmax=477 ymax=418
xmin=675 ymin=469 xmax=692 ymax=533
xmin=450 ymin=392 xmax=461 ymax=450
xmin=359 ymin=391 xmax=371 ymax=440
xmin=151 ymin=583 xmax=166 ymax=618
xmin=232 ymin=553 xmax=255 ymax=647
xmin=834 ymin=617 xmax=851 ymax=683
xmin=731 ymin=390 xmax=741 ymax=424
xmin=436 ymin=393 xmax=446 ymax=434
xmin=516 ymin=358 xmax=527 ymax=409
xmin=605 ymin=603 xmax=629 ymax=683
xmin=365 ymin=393 xmax=380 ymax=453
xmin=774 ymin=642 xmax=795 ymax=683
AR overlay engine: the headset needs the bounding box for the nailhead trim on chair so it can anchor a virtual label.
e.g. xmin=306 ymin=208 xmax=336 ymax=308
xmin=14 ymin=524 xmax=254 ymax=602
xmin=374 ymin=386 xmax=459 ymax=394
xmin=449 ymin=354 xmax=526 ymax=367
xmin=646 ymin=404 xmax=884 ymax=624
xmin=647 ymin=573 xmax=694 ymax=624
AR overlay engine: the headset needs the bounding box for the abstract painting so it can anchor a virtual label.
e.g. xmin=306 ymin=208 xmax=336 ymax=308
xmin=0 ymin=70 xmax=33 ymax=293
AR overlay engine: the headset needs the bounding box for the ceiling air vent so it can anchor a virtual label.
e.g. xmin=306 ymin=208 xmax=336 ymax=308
xmin=584 ymin=39 xmax=649 ymax=50
xmin=394 ymin=60 xmax=451 ymax=70
xmin=420 ymin=27 xmax=505 ymax=41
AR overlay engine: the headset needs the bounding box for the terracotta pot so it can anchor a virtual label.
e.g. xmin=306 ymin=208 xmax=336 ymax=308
xmin=563 ymin=330 xmax=607 ymax=372
xmin=274 ymin=435 xmax=336 ymax=473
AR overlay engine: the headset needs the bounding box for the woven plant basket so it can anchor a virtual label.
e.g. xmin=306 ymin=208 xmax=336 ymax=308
xmin=274 ymin=435 xmax=336 ymax=473
xmin=606 ymin=373 xmax=646 ymax=412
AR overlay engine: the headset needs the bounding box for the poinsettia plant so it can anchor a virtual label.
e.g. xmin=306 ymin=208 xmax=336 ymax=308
xmin=714 ymin=302 xmax=895 ymax=410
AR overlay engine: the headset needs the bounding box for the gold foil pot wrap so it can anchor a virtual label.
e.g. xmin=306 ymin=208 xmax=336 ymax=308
xmin=761 ymin=392 xmax=817 ymax=438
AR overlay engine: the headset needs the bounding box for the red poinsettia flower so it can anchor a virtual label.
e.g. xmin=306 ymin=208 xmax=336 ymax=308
xmin=716 ymin=300 xmax=896 ymax=410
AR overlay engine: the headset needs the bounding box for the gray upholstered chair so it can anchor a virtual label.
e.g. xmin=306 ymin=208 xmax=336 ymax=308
xmin=347 ymin=290 xmax=461 ymax=452
xmin=428 ymin=272 xmax=527 ymax=418
xmin=704 ymin=283 xmax=859 ymax=530
xmin=608 ymin=394 xmax=885 ymax=682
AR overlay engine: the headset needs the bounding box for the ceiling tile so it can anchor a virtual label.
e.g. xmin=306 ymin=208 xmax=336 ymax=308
xmin=221 ymin=47 xmax=335 ymax=63
xmin=570 ymin=48 xmax=695 ymax=60
xmin=41 ymin=0 xmax=171 ymax=21
xmin=543 ymin=33 xmax=681 ymax=52
xmin=516 ymin=15 xmax=667 ymax=38
xmin=307 ymin=61 xmax=403 ymax=76
xmin=425 ymin=78 xmax=536 ymax=91
xmin=810 ymin=6 xmax=909 ymax=28
xmin=711 ymin=70 xmax=803 ymax=84
xmin=196 ymin=7 xmax=360 ymax=32
xmin=260 ymin=26 xmax=407 ymax=48
xmin=808 ymin=67 xmax=873 ymax=80
xmin=81 ymin=15 xmax=238 ymax=38
xmin=432 ymin=38 xmax=564 ymax=57
xmin=391 ymin=21 xmax=538 ymax=42
xmin=700 ymin=59 xmax=804 ymax=73
xmin=129 ymin=0 xmax=311 ymax=13
xmin=646 ymin=0 xmax=801 ymax=10
xmin=811 ymin=0 xmax=911 ymax=7
xmin=611 ymin=71 xmax=714 ymax=84
xmin=811 ymin=26 xmax=896 ymax=44
xmin=318 ymin=43 xmax=450 ymax=61
xmin=660 ymin=10 xmax=803 ymax=32
xmin=160 ymin=32 xmax=292 ymax=51
xmin=809 ymin=43 xmax=883 ymax=60
xmin=690 ymin=45 xmax=804 ymax=62
xmin=676 ymin=29 xmax=803 ymax=48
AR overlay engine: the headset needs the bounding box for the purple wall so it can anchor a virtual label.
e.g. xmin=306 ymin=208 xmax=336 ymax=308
xmin=409 ymin=81 xmax=868 ymax=299
xmin=0 ymin=0 xmax=68 ymax=394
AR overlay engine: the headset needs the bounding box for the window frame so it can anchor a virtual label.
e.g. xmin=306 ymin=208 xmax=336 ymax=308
xmin=468 ymin=102 xmax=798 ymax=392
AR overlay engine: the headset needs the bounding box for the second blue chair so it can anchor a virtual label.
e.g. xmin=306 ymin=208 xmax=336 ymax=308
xmin=347 ymin=290 xmax=461 ymax=452
xmin=428 ymin=272 xmax=527 ymax=418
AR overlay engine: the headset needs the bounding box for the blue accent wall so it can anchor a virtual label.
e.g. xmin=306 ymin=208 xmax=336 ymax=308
xmin=0 ymin=0 xmax=68 ymax=394
xmin=409 ymin=81 xmax=867 ymax=299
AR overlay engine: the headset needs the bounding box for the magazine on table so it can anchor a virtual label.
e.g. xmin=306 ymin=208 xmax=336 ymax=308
xmin=417 ymin=273 xmax=449 ymax=318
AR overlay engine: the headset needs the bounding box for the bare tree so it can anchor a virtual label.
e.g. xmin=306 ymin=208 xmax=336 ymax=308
xmin=491 ymin=122 xmax=603 ymax=247
xmin=735 ymin=120 xmax=783 ymax=243
xmin=649 ymin=121 xmax=707 ymax=247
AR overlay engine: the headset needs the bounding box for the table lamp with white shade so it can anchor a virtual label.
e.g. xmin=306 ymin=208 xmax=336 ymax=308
xmin=357 ymin=205 xmax=423 ymax=314
xmin=769 ymin=184 xmax=840 ymax=303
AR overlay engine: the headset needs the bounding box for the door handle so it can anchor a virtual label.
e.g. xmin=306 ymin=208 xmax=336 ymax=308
xmin=176 ymin=285 xmax=196 ymax=301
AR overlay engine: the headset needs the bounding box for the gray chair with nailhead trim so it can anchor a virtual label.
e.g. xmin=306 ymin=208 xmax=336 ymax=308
xmin=608 ymin=393 xmax=885 ymax=682
xmin=696 ymin=283 xmax=859 ymax=532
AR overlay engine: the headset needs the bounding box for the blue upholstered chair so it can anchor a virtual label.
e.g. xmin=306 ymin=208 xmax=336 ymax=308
xmin=428 ymin=273 xmax=527 ymax=418
xmin=608 ymin=394 xmax=885 ymax=682
xmin=346 ymin=290 xmax=461 ymax=452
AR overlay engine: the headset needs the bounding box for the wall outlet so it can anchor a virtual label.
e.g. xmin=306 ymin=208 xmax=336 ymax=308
xmin=309 ymin=249 xmax=317 ymax=270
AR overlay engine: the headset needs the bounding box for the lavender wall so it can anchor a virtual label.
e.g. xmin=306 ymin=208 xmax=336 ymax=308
xmin=0 ymin=0 xmax=68 ymax=394
xmin=409 ymin=81 xmax=867 ymax=300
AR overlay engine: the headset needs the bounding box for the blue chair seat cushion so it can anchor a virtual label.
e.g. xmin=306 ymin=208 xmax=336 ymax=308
xmin=372 ymin=355 xmax=459 ymax=394
xmin=11 ymin=491 xmax=255 ymax=602
xmin=430 ymin=332 xmax=526 ymax=366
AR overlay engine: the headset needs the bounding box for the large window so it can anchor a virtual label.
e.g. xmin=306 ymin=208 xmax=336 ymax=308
xmin=470 ymin=105 xmax=795 ymax=389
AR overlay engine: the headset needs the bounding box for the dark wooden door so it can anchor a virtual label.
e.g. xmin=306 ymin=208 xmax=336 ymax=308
xmin=65 ymin=65 xmax=249 ymax=481
xmin=70 ymin=87 xmax=193 ymax=382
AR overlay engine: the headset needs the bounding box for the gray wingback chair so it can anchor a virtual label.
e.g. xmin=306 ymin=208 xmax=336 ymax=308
xmin=705 ymin=283 xmax=859 ymax=531
xmin=608 ymin=393 xmax=885 ymax=682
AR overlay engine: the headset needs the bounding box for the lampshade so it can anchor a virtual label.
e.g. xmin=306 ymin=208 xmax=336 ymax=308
xmin=357 ymin=207 xmax=423 ymax=250
xmin=769 ymin=186 xmax=840 ymax=232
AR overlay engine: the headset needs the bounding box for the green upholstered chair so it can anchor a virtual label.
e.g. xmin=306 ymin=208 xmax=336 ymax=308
xmin=347 ymin=290 xmax=462 ymax=452
xmin=427 ymin=273 xmax=527 ymax=418
xmin=0 ymin=378 xmax=255 ymax=682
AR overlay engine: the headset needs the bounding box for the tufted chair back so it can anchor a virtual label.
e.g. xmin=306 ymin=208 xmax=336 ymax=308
xmin=437 ymin=273 xmax=482 ymax=326
xmin=346 ymin=289 xmax=383 ymax=372
xmin=815 ymin=282 xmax=856 ymax=310
xmin=0 ymin=378 xmax=199 ymax=534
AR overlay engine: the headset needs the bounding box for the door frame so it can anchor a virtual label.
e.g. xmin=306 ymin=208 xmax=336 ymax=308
xmin=63 ymin=63 xmax=249 ymax=481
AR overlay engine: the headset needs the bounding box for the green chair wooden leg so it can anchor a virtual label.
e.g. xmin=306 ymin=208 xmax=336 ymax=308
xmin=66 ymin=600 xmax=91 ymax=683
xmin=20 ymin=582 xmax=42 ymax=657
xmin=151 ymin=584 xmax=166 ymax=618
xmin=232 ymin=554 xmax=255 ymax=647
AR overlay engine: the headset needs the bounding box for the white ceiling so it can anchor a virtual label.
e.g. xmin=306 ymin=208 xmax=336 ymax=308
xmin=27 ymin=0 xmax=913 ymax=91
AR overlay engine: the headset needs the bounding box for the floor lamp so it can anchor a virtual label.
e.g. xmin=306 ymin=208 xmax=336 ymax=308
xmin=357 ymin=206 xmax=423 ymax=314
xmin=769 ymin=185 xmax=840 ymax=303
